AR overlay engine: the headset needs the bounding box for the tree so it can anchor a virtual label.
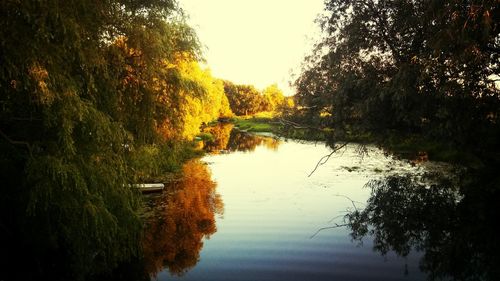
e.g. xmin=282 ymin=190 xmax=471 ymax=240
xmin=295 ymin=0 xmax=499 ymax=155
xmin=262 ymin=84 xmax=285 ymax=112
xmin=0 ymin=0 xmax=203 ymax=279
xmin=223 ymin=81 xmax=268 ymax=116
xmin=155 ymin=58 xmax=233 ymax=140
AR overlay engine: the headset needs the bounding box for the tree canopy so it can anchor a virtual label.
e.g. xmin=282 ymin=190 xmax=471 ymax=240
xmin=223 ymin=81 xmax=286 ymax=116
xmin=295 ymin=0 xmax=499 ymax=160
xmin=0 ymin=0 xmax=230 ymax=280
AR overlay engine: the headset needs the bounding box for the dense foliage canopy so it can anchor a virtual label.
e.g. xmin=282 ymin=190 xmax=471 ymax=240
xmin=295 ymin=0 xmax=499 ymax=161
xmin=0 ymin=0 xmax=230 ymax=280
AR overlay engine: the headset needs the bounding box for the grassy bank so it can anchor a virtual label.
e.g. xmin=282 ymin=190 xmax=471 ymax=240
xmin=232 ymin=116 xmax=482 ymax=166
xmin=231 ymin=116 xmax=331 ymax=141
xmin=232 ymin=116 xmax=277 ymax=132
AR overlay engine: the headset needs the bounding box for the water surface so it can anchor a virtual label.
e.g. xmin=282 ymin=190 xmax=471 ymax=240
xmin=152 ymin=127 xmax=430 ymax=280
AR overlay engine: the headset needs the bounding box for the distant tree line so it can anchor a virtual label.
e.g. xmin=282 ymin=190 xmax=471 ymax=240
xmin=223 ymin=81 xmax=290 ymax=116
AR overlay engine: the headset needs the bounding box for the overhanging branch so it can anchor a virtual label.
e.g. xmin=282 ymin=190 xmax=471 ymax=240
xmin=0 ymin=129 xmax=33 ymax=157
xmin=308 ymin=142 xmax=349 ymax=177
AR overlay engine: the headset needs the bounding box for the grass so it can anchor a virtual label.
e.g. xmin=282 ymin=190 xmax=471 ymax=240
xmin=232 ymin=116 xmax=277 ymax=132
xmin=196 ymin=132 xmax=215 ymax=142
xmin=230 ymin=114 xmax=487 ymax=168
xmin=230 ymin=115 xmax=332 ymax=141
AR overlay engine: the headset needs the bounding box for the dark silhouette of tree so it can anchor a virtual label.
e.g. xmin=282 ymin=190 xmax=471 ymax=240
xmin=295 ymin=0 xmax=499 ymax=161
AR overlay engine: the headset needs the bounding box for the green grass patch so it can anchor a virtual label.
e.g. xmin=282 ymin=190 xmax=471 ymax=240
xmin=196 ymin=132 xmax=215 ymax=142
xmin=232 ymin=116 xmax=277 ymax=132
xmin=231 ymin=115 xmax=332 ymax=141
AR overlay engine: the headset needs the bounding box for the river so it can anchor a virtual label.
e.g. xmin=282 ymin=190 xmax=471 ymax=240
xmin=142 ymin=124 xmax=498 ymax=281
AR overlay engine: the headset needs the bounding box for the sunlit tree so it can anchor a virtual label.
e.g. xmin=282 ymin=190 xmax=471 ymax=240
xmin=223 ymin=81 xmax=270 ymax=115
xmin=0 ymin=0 xmax=209 ymax=279
xmin=262 ymin=84 xmax=285 ymax=112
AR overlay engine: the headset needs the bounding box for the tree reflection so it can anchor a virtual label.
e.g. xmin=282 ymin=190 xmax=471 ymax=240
xmin=345 ymin=171 xmax=500 ymax=280
xmin=227 ymin=130 xmax=280 ymax=152
xmin=142 ymin=160 xmax=224 ymax=277
xmin=203 ymin=123 xmax=281 ymax=153
xmin=203 ymin=123 xmax=234 ymax=152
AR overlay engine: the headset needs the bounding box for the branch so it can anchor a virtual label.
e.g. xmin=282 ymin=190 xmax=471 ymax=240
xmin=278 ymin=118 xmax=324 ymax=131
xmin=328 ymin=213 xmax=348 ymax=223
xmin=333 ymin=194 xmax=365 ymax=211
xmin=309 ymin=223 xmax=349 ymax=239
xmin=310 ymin=195 xmax=366 ymax=239
xmin=0 ymin=129 xmax=33 ymax=157
xmin=9 ymin=117 xmax=42 ymax=121
xmin=308 ymin=142 xmax=348 ymax=177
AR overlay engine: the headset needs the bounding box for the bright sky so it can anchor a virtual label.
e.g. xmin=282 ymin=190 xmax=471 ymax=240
xmin=179 ymin=0 xmax=325 ymax=96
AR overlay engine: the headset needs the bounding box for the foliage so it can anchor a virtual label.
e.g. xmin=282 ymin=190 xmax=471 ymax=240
xmin=223 ymin=81 xmax=263 ymax=115
xmin=157 ymin=60 xmax=233 ymax=140
xmin=232 ymin=117 xmax=276 ymax=133
xmin=294 ymin=0 xmax=500 ymax=163
xmin=223 ymin=81 xmax=286 ymax=116
xmin=0 ymin=0 xmax=225 ymax=279
xmin=262 ymin=84 xmax=286 ymax=112
xmin=127 ymin=141 xmax=201 ymax=183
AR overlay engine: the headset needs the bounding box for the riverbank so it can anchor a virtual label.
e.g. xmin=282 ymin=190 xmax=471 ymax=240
xmin=226 ymin=116 xmax=485 ymax=167
xmin=231 ymin=116 xmax=331 ymax=141
xmin=130 ymin=141 xmax=204 ymax=184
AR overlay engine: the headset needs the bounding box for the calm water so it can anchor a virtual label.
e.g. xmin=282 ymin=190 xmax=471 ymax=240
xmin=149 ymin=126 xmax=434 ymax=280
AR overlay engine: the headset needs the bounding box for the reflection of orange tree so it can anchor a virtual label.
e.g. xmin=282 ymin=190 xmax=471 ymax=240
xmin=203 ymin=123 xmax=234 ymax=152
xmin=142 ymin=160 xmax=224 ymax=277
xmin=227 ymin=131 xmax=280 ymax=152
xmin=262 ymin=136 xmax=280 ymax=151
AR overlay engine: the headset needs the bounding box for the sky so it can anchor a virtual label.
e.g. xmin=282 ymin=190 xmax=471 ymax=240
xmin=179 ymin=0 xmax=325 ymax=96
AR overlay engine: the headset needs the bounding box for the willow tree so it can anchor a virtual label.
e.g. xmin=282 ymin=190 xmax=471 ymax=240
xmin=156 ymin=58 xmax=233 ymax=140
xmin=0 ymin=0 xmax=200 ymax=280
xmin=295 ymin=0 xmax=499 ymax=157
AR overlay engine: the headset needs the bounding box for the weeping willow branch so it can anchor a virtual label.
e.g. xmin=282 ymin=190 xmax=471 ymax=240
xmin=328 ymin=214 xmax=347 ymax=223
